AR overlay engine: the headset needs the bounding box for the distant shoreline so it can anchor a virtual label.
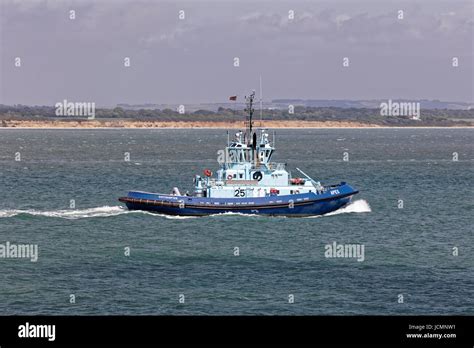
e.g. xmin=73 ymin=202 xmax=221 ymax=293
xmin=1 ymin=120 xmax=473 ymax=129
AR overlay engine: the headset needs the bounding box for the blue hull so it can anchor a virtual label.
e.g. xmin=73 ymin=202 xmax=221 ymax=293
xmin=119 ymin=183 xmax=358 ymax=217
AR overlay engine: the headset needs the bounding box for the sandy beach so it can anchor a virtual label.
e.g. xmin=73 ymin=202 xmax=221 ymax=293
xmin=1 ymin=119 xmax=472 ymax=129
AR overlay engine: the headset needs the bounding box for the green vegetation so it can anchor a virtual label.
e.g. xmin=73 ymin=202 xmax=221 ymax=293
xmin=0 ymin=104 xmax=472 ymax=126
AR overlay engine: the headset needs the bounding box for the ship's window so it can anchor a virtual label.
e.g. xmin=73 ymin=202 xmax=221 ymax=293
xmin=233 ymin=174 xmax=237 ymax=178
xmin=290 ymin=190 xmax=294 ymax=194
xmin=244 ymin=149 xmax=251 ymax=161
xmin=239 ymin=173 xmax=243 ymax=179
xmin=229 ymin=151 xmax=237 ymax=162
xmin=309 ymin=190 xmax=312 ymax=192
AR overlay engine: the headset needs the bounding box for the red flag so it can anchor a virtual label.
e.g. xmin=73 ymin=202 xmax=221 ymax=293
xmin=229 ymin=96 xmax=237 ymax=101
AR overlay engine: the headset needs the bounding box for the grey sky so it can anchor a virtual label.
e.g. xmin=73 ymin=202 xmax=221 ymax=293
xmin=1 ymin=0 xmax=472 ymax=106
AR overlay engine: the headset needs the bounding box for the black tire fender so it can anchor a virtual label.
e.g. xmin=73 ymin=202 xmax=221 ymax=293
xmin=253 ymin=171 xmax=263 ymax=181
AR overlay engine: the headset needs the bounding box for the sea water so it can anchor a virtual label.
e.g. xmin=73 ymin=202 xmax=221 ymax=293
xmin=0 ymin=128 xmax=472 ymax=314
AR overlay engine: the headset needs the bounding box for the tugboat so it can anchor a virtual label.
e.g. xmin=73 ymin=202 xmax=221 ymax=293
xmin=119 ymin=91 xmax=359 ymax=216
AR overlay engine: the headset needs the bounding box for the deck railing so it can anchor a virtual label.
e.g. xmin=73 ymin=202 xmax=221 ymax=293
xmin=221 ymin=162 xmax=286 ymax=170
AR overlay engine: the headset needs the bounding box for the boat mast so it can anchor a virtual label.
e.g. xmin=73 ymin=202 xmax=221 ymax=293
xmin=259 ymin=75 xmax=263 ymax=127
xmin=245 ymin=91 xmax=256 ymax=167
xmin=245 ymin=91 xmax=255 ymax=144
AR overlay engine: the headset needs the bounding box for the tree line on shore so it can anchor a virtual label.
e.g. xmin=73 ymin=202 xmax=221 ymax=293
xmin=0 ymin=104 xmax=472 ymax=126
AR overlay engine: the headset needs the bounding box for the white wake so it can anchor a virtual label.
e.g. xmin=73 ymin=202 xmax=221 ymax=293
xmin=323 ymin=199 xmax=371 ymax=216
xmin=0 ymin=206 xmax=130 ymax=219
xmin=0 ymin=200 xmax=371 ymax=220
xmin=0 ymin=205 xmax=198 ymax=220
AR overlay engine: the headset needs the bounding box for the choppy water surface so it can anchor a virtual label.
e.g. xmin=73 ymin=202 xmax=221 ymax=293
xmin=0 ymin=128 xmax=472 ymax=315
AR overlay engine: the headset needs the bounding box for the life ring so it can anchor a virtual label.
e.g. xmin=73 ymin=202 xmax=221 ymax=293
xmin=252 ymin=171 xmax=263 ymax=181
xmin=227 ymin=174 xmax=233 ymax=180
xmin=204 ymin=169 xmax=212 ymax=177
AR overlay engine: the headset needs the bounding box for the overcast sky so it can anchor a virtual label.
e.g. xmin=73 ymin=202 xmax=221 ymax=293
xmin=0 ymin=0 xmax=472 ymax=106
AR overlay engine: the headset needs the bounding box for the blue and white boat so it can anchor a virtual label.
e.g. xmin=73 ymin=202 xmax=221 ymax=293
xmin=119 ymin=91 xmax=359 ymax=217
